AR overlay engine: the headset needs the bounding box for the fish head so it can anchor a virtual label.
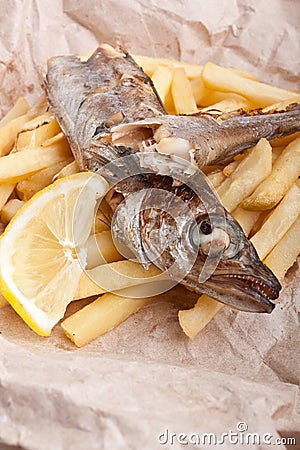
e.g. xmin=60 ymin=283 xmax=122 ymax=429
xmin=184 ymin=206 xmax=281 ymax=313
xmin=106 ymin=151 xmax=280 ymax=314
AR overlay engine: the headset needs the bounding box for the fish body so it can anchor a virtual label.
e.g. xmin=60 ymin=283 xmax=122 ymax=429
xmin=45 ymin=44 xmax=292 ymax=313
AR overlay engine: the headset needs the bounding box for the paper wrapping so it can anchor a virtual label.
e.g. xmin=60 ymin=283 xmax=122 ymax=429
xmin=0 ymin=1 xmax=299 ymax=449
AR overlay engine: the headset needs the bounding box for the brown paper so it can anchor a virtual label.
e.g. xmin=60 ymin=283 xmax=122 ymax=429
xmin=0 ymin=1 xmax=299 ymax=449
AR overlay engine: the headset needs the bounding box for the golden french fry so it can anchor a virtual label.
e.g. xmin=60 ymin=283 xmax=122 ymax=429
xmin=171 ymin=67 xmax=198 ymax=114
xmin=262 ymin=96 xmax=300 ymax=113
xmin=62 ymin=292 xmax=152 ymax=347
xmin=0 ymin=114 xmax=31 ymax=156
xmin=232 ymin=208 xmax=261 ymax=236
xmin=0 ymin=199 xmax=25 ymax=224
xmin=0 ymin=293 xmax=8 ymax=308
xmin=206 ymin=170 xmax=226 ymax=188
xmin=270 ymin=131 xmax=300 ymax=148
xmin=151 ymin=65 xmax=173 ymax=103
xmin=85 ymin=231 xmax=123 ymax=269
xmin=55 ymin=159 xmax=79 ymax=179
xmin=242 ymin=137 xmax=300 ymax=210
xmin=16 ymin=158 xmax=73 ymax=201
xmin=202 ymin=62 xmax=299 ymax=107
xmin=189 ymin=77 xmax=213 ymax=105
xmin=200 ymin=97 xmax=251 ymax=113
xmin=163 ymin=88 xmax=176 ymax=114
xmin=264 ymin=217 xmax=300 ymax=281
xmin=74 ymin=260 xmax=165 ymax=300
xmin=0 ymin=142 xmax=72 ymax=184
xmin=251 ymin=182 xmax=300 ymax=259
xmin=178 ymin=295 xmax=224 ymax=340
xmin=217 ymin=139 xmax=272 ymax=212
xmin=19 ymin=113 xmax=53 ymax=131
xmin=271 ymin=146 xmax=284 ymax=163
xmin=0 ymin=184 xmax=15 ymax=209
xmin=199 ymin=91 xmax=255 ymax=108
xmin=222 ymin=160 xmax=240 ymax=177
xmin=228 ymin=67 xmax=258 ymax=82
xmin=0 ymin=97 xmax=30 ymax=129
xmin=133 ymin=54 xmax=203 ymax=78
xmin=16 ymin=118 xmax=61 ymax=150
xmin=42 ymin=132 xmax=65 ymax=148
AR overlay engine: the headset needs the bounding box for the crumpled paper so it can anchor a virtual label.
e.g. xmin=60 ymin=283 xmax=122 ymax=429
xmin=0 ymin=1 xmax=299 ymax=449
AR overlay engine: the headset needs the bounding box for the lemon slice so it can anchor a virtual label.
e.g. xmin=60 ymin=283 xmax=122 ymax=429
xmin=0 ymin=172 xmax=108 ymax=336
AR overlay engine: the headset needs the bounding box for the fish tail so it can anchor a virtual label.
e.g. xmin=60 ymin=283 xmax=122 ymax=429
xmin=211 ymin=103 xmax=300 ymax=164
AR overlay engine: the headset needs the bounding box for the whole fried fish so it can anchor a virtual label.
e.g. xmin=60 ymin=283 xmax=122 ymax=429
xmin=45 ymin=44 xmax=300 ymax=313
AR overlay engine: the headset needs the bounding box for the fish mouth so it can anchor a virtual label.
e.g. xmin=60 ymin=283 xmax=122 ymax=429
xmin=205 ymin=272 xmax=280 ymax=313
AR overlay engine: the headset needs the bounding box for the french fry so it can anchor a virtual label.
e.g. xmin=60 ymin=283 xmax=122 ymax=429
xmin=228 ymin=67 xmax=258 ymax=82
xmin=270 ymin=131 xmax=300 ymax=148
xmin=262 ymin=96 xmax=300 ymax=113
xmin=0 ymin=293 xmax=8 ymax=308
xmin=163 ymin=88 xmax=176 ymax=114
xmin=0 ymin=184 xmax=15 ymax=209
xmin=264 ymin=218 xmax=300 ymax=281
xmin=55 ymin=159 xmax=79 ymax=179
xmin=202 ymin=62 xmax=299 ymax=107
xmin=133 ymin=54 xmax=203 ymax=78
xmin=198 ymin=90 xmax=255 ymax=108
xmin=250 ymin=182 xmax=300 ymax=259
xmin=222 ymin=160 xmax=240 ymax=177
xmin=271 ymin=146 xmax=284 ymax=163
xmin=217 ymin=139 xmax=272 ymax=212
xmin=151 ymin=65 xmax=173 ymax=103
xmin=171 ymin=67 xmax=198 ymax=114
xmin=0 ymin=114 xmax=31 ymax=156
xmin=19 ymin=113 xmax=53 ymax=131
xmin=16 ymin=118 xmax=61 ymax=150
xmin=74 ymin=260 xmax=166 ymax=300
xmin=0 ymin=97 xmax=30 ymax=128
xmin=242 ymin=137 xmax=300 ymax=210
xmin=62 ymin=292 xmax=152 ymax=347
xmin=0 ymin=199 xmax=25 ymax=224
xmin=178 ymin=295 xmax=224 ymax=340
xmin=200 ymin=97 xmax=251 ymax=113
xmin=0 ymin=142 xmax=72 ymax=184
xmin=16 ymin=158 xmax=73 ymax=201
xmin=206 ymin=170 xmax=226 ymax=188
xmin=189 ymin=77 xmax=213 ymax=105
xmin=232 ymin=208 xmax=261 ymax=236
xmin=249 ymin=209 xmax=271 ymax=237
xmin=85 ymin=231 xmax=123 ymax=269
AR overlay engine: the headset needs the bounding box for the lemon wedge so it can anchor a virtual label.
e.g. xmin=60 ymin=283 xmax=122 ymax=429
xmin=0 ymin=172 xmax=108 ymax=336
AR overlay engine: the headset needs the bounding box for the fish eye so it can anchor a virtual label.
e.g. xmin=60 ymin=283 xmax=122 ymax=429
xmin=190 ymin=216 xmax=239 ymax=258
xmin=199 ymin=219 xmax=213 ymax=235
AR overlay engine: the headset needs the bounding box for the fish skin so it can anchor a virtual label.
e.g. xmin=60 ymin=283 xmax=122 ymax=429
xmin=45 ymin=44 xmax=284 ymax=313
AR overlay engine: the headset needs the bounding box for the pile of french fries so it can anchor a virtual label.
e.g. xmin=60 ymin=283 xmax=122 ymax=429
xmin=0 ymin=54 xmax=299 ymax=346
